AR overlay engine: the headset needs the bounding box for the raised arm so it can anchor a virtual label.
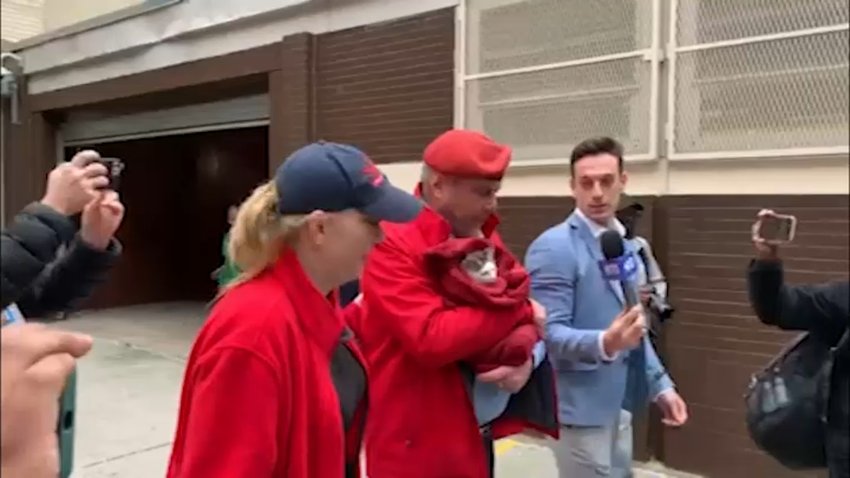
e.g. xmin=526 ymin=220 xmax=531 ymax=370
xmin=16 ymin=237 xmax=121 ymax=318
xmin=748 ymin=259 xmax=849 ymax=338
xmin=1 ymin=203 xmax=77 ymax=309
xmin=526 ymin=237 xmax=610 ymax=366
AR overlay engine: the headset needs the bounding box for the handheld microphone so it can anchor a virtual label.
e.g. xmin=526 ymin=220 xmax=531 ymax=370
xmin=598 ymin=230 xmax=640 ymax=308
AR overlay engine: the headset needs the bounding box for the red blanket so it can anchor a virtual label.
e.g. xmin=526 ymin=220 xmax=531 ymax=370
xmin=423 ymin=237 xmax=539 ymax=373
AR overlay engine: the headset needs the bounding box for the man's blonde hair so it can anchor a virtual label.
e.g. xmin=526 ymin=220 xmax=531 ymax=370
xmin=226 ymin=181 xmax=306 ymax=289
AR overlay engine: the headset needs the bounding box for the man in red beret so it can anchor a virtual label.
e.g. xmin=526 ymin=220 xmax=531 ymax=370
xmin=355 ymin=129 xmax=559 ymax=478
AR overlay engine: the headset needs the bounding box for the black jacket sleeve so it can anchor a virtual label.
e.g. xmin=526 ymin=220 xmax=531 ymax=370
xmin=1 ymin=202 xmax=78 ymax=309
xmin=16 ymin=236 xmax=122 ymax=318
xmin=747 ymin=258 xmax=850 ymax=343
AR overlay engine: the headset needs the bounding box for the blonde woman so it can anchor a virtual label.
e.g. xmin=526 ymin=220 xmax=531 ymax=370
xmin=166 ymin=142 xmax=422 ymax=478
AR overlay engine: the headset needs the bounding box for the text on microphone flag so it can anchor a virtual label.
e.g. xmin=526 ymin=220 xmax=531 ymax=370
xmin=597 ymin=253 xmax=639 ymax=282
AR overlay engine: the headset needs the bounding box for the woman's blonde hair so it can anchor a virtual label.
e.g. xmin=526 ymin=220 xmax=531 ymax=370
xmin=225 ymin=181 xmax=306 ymax=289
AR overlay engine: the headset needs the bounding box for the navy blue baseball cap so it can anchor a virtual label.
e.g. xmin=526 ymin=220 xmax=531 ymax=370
xmin=275 ymin=141 xmax=422 ymax=223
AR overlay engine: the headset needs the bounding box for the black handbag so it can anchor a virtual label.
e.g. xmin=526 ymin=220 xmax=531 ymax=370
xmin=745 ymin=330 xmax=849 ymax=469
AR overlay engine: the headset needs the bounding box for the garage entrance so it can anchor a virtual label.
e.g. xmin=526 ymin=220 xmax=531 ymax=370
xmin=65 ymin=126 xmax=268 ymax=308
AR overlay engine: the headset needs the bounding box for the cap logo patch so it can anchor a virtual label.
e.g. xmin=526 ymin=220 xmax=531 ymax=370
xmin=362 ymin=156 xmax=384 ymax=187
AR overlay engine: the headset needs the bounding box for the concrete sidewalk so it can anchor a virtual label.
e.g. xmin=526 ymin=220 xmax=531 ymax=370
xmin=50 ymin=303 xmax=202 ymax=478
xmin=51 ymin=303 xmax=695 ymax=478
xmin=71 ymin=340 xmax=180 ymax=477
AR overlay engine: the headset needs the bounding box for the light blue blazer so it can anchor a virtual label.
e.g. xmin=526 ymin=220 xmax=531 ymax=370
xmin=525 ymin=212 xmax=674 ymax=427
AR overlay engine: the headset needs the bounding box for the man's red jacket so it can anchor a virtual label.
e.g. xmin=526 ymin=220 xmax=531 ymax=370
xmin=355 ymin=207 xmax=559 ymax=478
xmin=423 ymin=237 xmax=540 ymax=372
xmin=167 ymin=250 xmax=367 ymax=478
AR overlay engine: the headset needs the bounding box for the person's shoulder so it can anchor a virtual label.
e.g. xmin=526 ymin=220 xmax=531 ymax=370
xmin=215 ymin=277 xmax=293 ymax=323
xmin=632 ymin=235 xmax=650 ymax=248
xmin=197 ymin=278 xmax=297 ymax=354
xmin=375 ymin=219 xmax=427 ymax=259
xmin=380 ymin=219 xmax=420 ymax=244
xmin=527 ymin=220 xmax=572 ymax=254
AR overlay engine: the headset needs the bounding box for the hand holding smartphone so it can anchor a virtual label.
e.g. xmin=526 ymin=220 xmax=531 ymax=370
xmin=72 ymin=150 xmax=124 ymax=191
xmin=752 ymin=209 xmax=797 ymax=261
xmin=2 ymin=309 xmax=79 ymax=478
xmin=754 ymin=209 xmax=797 ymax=245
xmin=96 ymin=157 xmax=124 ymax=191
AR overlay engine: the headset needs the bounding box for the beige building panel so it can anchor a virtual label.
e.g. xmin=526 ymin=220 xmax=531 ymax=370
xmin=42 ymin=0 xmax=143 ymax=31
xmin=20 ymin=0 xmax=459 ymax=93
xmin=380 ymin=156 xmax=850 ymax=197
xmin=2 ymin=0 xmax=139 ymax=43
xmin=1 ymin=0 xmax=44 ymax=42
xmin=666 ymin=156 xmax=850 ymax=196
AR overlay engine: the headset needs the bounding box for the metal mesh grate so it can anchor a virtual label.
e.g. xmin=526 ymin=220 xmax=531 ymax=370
xmin=462 ymin=0 xmax=657 ymax=161
xmin=465 ymin=0 xmax=652 ymax=75
xmin=676 ymin=0 xmax=850 ymax=46
xmin=672 ymin=1 xmax=850 ymax=155
xmin=465 ymin=58 xmax=651 ymax=160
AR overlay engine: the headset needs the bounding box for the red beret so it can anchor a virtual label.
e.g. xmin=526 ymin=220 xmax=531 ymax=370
xmin=423 ymin=129 xmax=512 ymax=180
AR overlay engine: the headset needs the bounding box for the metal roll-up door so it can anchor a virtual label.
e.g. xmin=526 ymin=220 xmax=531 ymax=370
xmin=61 ymin=93 xmax=269 ymax=146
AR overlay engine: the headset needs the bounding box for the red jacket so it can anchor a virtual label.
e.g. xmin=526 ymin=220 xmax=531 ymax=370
xmin=357 ymin=207 xmax=558 ymax=478
xmin=423 ymin=236 xmax=540 ymax=373
xmin=167 ymin=249 xmax=367 ymax=478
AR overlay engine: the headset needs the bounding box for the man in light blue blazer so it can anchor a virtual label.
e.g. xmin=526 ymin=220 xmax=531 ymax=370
xmin=525 ymin=137 xmax=688 ymax=478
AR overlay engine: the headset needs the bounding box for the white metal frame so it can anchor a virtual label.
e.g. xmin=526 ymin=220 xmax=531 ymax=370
xmin=455 ymin=0 xmax=664 ymax=166
xmin=60 ymin=91 xmax=270 ymax=147
xmin=61 ymin=119 xmax=269 ymax=147
xmin=665 ymin=0 xmax=850 ymax=161
xmin=453 ymin=0 xmax=465 ymax=129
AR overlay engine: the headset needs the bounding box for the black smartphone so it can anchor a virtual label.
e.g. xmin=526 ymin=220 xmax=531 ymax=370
xmin=97 ymin=157 xmax=125 ymax=190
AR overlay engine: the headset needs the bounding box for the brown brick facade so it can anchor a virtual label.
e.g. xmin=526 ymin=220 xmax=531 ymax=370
xmin=4 ymin=81 xmax=57 ymax=223
xmin=315 ymin=8 xmax=455 ymax=164
xmin=661 ymin=195 xmax=847 ymax=478
xmin=269 ymin=33 xmax=317 ymax=174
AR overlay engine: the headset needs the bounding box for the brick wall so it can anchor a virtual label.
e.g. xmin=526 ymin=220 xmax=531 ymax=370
xmin=269 ymin=33 xmax=315 ymax=173
xmin=498 ymin=195 xmax=658 ymax=260
xmin=662 ymin=195 xmax=848 ymax=478
xmin=315 ymin=8 xmax=455 ymax=164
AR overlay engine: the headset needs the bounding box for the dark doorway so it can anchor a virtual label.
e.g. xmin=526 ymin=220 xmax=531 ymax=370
xmin=65 ymin=126 xmax=268 ymax=308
